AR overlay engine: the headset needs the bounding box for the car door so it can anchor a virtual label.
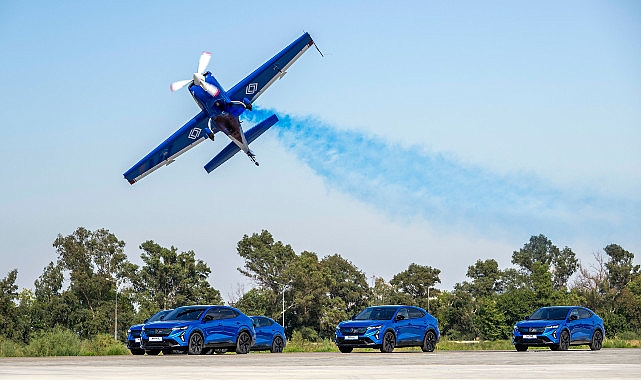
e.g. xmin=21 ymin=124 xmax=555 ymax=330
xmin=566 ymin=308 xmax=582 ymax=342
xmin=394 ymin=308 xmax=412 ymax=345
xmin=578 ymin=308 xmax=593 ymax=342
xmin=407 ymin=308 xmax=427 ymax=344
xmin=219 ymin=308 xmax=241 ymax=344
xmin=253 ymin=317 xmax=269 ymax=348
xmin=202 ymin=308 xmax=226 ymax=344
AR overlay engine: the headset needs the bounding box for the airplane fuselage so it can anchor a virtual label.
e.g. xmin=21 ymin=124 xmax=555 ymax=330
xmin=189 ymin=73 xmax=250 ymax=153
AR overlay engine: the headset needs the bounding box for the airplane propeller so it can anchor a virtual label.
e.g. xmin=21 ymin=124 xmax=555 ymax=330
xmin=170 ymin=51 xmax=212 ymax=92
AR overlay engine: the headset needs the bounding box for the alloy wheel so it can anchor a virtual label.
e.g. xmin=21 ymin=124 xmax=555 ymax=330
xmin=590 ymin=330 xmax=603 ymax=351
xmin=188 ymin=333 xmax=204 ymax=355
xmin=236 ymin=331 xmax=251 ymax=354
xmin=380 ymin=331 xmax=395 ymax=353
xmin=271 ymin=336 xmax=285 ymax=353
xmin=422 ymin=331 xmax=437 ymax=352
xmin=559 ymin=330 xmax=570 ymax=351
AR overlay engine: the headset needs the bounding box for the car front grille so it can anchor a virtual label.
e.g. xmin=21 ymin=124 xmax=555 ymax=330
xmin=519 ymin=327 xmax=545 ymax=334
xmin=145 ymin=328 xmax=173 ymax=336
xmin=340 ymin=327 xmax=368 ymax=335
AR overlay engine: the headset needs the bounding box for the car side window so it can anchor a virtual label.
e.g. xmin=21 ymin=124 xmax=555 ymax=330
xmin=219 ymin=308 xmax=238 ymax=320
xmin=397 ymin=308 xmax=409 ymax=320
xmin=203 ymin=309 xmax=220 ymax=322
xmin=569 ymin=309 xmax=580 ymax=320
xmin=408 ymin=308 xmax=425 ymax=319
xmin=578 ymin=309 xmax=592 ymax=319
xmin=264 ymin=318 xmax=274 ymax=326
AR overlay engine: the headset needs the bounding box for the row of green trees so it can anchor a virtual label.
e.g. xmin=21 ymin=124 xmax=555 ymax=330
xmin=1 ymin=228 xmax=639 ymax=345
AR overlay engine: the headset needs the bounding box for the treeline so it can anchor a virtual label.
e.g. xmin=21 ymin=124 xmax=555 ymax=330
xmin=1 ymin=228 xmax=639 ymax=346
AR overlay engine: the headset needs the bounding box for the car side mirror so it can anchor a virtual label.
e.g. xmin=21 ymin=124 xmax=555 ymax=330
xmin=569 ymin=315 xmax=578 ymax=321
xmin=350 ymin=314 xmax=356 ymax=320
xmin=253 ymin=321 xmax=257 ymax=327
xmin=395 ymin=314 xmax=406 ymax=321
xmin=524 ymin=316 xmax=530 ymax=321
xmin=143 ymin=319 xmax=148 ymax=323
xmin=203 ymin=315 xmax=213 ymax=323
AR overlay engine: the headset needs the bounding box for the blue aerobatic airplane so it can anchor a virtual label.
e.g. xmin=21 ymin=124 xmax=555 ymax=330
xmin=123 ymin=32 xmax=316 ymax=184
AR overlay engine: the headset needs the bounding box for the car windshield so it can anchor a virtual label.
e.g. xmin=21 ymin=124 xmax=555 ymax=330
xmin=164 ymin=307 xmax=207 ymax=321
xmin=529 ymin=307 xmax=571 ymax=321
xmin=353 ymin=307 xmax=397 ymax=321
xmin=148 ymin=310 xmax=172 ymax=323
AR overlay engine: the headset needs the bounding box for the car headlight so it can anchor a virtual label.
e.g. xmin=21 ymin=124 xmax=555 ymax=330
xmin=141 ymin=326 xmax=145 ymax=331
xmin=545 ymin=325 xmax=559 ymax=330
xmin=367 ymin=325 xmax=382 ymax=331
xmin=513 ymin=325 xmax=518 ymax=332
xmin=172 ymin=326 xmax=189 ymax=331
xmin=127 ymin=329 xmax=131 ymax=334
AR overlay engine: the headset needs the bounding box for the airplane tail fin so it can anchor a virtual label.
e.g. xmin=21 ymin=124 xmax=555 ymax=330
xmin=204 ymin=114 xmax=278 ymax=173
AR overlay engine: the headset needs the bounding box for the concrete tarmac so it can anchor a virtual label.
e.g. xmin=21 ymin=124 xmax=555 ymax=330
xmin=1 ymin=349 xmax=640 ymax=379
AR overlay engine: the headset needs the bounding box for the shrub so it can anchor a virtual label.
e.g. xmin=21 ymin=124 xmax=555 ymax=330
xmin=80 ymin=334 xmax=129 ymax=356
xmin=25 ymin=327 xmax=81 ymax=356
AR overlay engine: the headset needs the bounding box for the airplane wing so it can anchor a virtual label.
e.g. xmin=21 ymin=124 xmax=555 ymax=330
xmin=123 ymin=111 xmax=210 ymax=184
xmin=227 ymin=32 xmax=314 ymax=105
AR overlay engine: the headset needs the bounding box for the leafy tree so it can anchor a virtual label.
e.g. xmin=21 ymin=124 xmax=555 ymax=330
xmin=236 ymin=230 xmax=297 ymax=294
xmin=369 ymin=277 xmax=413 ymax=306
xmin=434 ymin=290 xmax=476 ymax=340
xmin=52 ymin=227 xmax=132 ymax=338
xmin=475 ymin=297 xmax=509 ymax=340
xmin=320 ymin=254 xmax=370 ymax=318
xmin=130 ymin=240 xmax=222 ymax=316
xmin=0 ymin=269 xmax=19 ymax=339
xmin=461 ymin=259 xmax=502 ymax=298
xmin=604 ymin=244 xmax=639 ymax=292
xmin=233 ymin=288 xmax=273 ymax=318
xmin=512 ymin=235 xmax=577 ymax=291
xmin=390 ymin=263 xmax=441 ymax=311
xmin=284 ymin=251 xmax=336 ymax=338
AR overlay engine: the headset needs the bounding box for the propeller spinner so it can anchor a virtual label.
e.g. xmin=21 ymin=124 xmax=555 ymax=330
xmin=170 ymin=51 xmax=219 ymax=97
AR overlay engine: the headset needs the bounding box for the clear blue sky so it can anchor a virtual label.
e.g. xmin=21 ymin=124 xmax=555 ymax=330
xmin=1 ymin=1 xmax=640 ymax=300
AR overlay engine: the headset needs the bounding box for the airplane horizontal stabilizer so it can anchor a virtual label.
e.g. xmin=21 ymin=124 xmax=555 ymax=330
xmin=203 ymin=114 xmax=279 ymax=173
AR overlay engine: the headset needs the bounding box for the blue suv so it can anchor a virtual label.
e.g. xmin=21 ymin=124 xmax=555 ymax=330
xmin=335 ymin=305 xmax=440 ymax=353
xmin=140 ymin=305 xmax=256 ymax=355
xmin=513 ymin=306 xmax=605 ymax=351
xmin=250 ymin=316 xmax=286 ymax=353
xmin=127 ymin=309 xmax=172 ymax=355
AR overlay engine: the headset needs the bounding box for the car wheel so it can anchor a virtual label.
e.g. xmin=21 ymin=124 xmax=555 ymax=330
xmin=380 ymin=331 xmax=395 ymax=353
xmin=590 ymin=330 xmax=603 ymax=351
xmin=515 ymin=344 xmax=528 ymax=352
xmin=271 ymin=336 xmax=285 ymax=353
xmin=559 ymin=330 xmax=570 ymax=351
xmin=130 ymin=349 xmax=145 ymax=355
xmin=235 ymin=331 xmax=251 ymax=354
xmin=146 ymin=349 xmax=161 ymax=355
xmin=421 ymin=330 xmax=437 ymax=352
xmin=188 ymin=332 xmax=204 ymax=355
xmin=338 ymin=346 xmax=353 ymax=353
xmin=213 ymin=348 xmax=228 ymax=355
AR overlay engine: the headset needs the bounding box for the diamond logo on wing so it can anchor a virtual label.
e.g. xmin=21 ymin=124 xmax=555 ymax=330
xmin=246 ymin=83 xmax=258 ymax=95
xmin=188 ymin=128 xmax=201 ymax=140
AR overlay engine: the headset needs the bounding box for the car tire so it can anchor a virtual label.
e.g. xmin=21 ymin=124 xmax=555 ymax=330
xmin=213 ymin=348 xmax=228 ymax=355
xmin=338 ymin=346 xmax=353 ymax=353
xmin=146 ymin=349 xmax=161 ymax=355
xmin=590 ymin=330 xmax=603 ymax=351
xmin=130 ymin=349 xmax=145 ymax=355
xmin=559 ymin=330 xmax=570 ymax=351
xmin=188 ymin=332 xmax=204 ymax=355
xmin=421 ymin=330 xmax=437 ymax=352
xmin=380 ymin=331 xmax=395 ymax=353
xmin=235 ymin=331 xmax=251 ymax=354
xmin=515 ymin=344 xmax=528 ymax=352
xmin=270 ymin=336 xmax=285 ymax=353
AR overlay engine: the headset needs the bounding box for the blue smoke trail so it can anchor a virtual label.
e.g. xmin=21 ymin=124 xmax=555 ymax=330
xmin=244 ymin=109 xmax=640 ymax=240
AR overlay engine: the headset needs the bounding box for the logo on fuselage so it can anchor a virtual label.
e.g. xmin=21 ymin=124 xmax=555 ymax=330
xmin=188 ymin=128 xmax=201 ymax=140
xmin=246 ymin=83 xmax=258 ymax=95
